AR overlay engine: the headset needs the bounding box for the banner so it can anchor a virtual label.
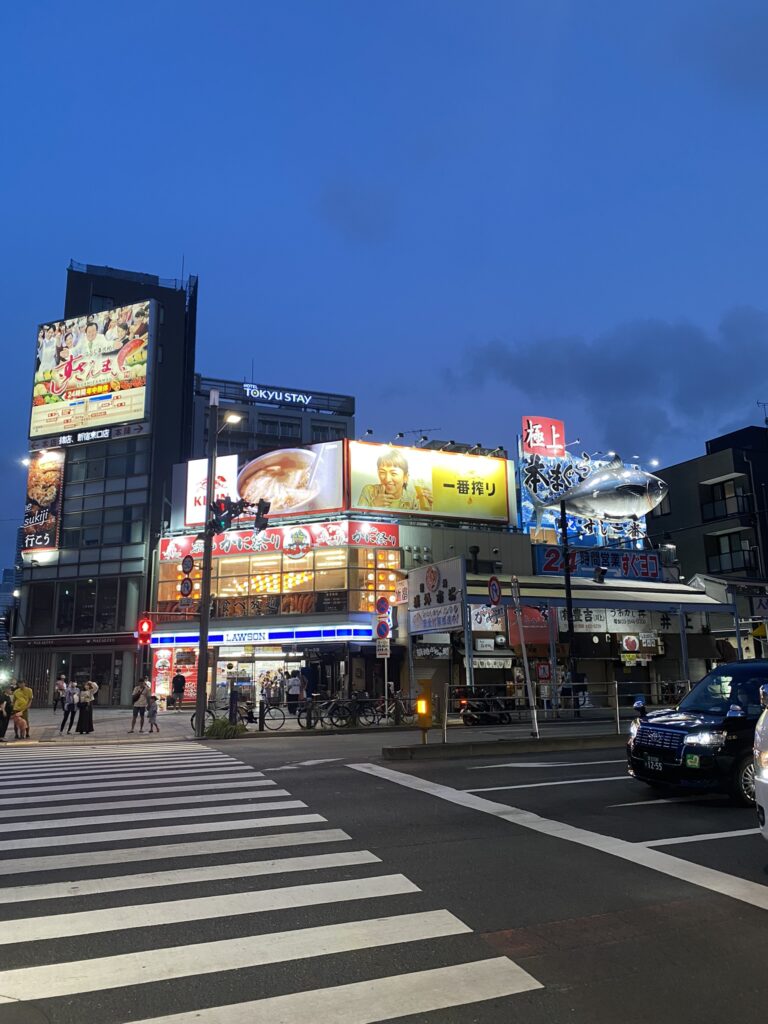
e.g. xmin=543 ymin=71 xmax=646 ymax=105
xmin=184 ymin=442 xmax=344 ymax=525
xmin=349 ymin=441 xmax=509 ymax=522
xmin=159 ymin=520 xmax=400 ymax=562
xmin=408 ymin=557 xmax=466 ymax=634
xmin=22 ymin=449 xmax=65 ymax=554
xmin=534 ymin=545 xmax=662 ymax=581
xmin=30 ymin=300 xmax=152 ymax=438
xmin=507 ymin=605 xmax=551 ymax=646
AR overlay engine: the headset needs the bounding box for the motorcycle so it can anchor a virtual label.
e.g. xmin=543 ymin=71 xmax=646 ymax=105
xmin=459 ymin=691 xmax=512 ymax=726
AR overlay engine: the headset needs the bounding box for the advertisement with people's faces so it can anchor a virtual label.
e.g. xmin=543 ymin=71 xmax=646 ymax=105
xmin=30 ymin=300 xmax=152 ymax=438
xmin=348 ymin=441 xmax=509 ymax=522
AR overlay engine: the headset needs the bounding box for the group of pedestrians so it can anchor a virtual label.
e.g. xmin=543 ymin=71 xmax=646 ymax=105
xmin=130 ymin=677 xmax=159 ymax=733
xmin=0 ymin=679 xmax=34 ymax=741
xmin=54 ymin=674 xmax=99 ymax=735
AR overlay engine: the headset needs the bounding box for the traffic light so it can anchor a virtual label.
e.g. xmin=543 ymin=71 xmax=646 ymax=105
xmin=137 ymin=616 xmax=153 ymax=646
xmin=209 ymin=497 xmax=234 ymax=536
xmin=416 ymin=680 xmax=432 ymax=729
xmin=254 ymin=498 xmax=271 ymax=533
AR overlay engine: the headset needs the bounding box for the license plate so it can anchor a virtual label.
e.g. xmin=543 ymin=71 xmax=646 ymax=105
xmin=644 ymin=755 xmax=663 ymax=772
xmin=685 ymin=753 xmax=700 ymax=769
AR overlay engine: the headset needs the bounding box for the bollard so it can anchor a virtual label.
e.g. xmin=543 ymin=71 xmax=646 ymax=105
xmin=258 ymin=699 xmax=266 ymax=732
xmin=614 ymin=681 xmax=621 ymax=735
xmin=229 ymin=687 xmax=239 ymax=726
xmin=394 ymin=697 xmax=402 ymax=726
xmin=307 ymin=697 xmax=314 ymax=730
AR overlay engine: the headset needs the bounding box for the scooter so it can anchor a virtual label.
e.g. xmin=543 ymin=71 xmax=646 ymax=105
xmin=459 ymin=692 xmax=511 ymax=726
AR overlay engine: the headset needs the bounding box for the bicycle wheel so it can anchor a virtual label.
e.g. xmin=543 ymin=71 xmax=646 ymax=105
xmin=329 ymin=704 xmax=351 ymax=729
xmin=296 ymin=706 xmax=314 ymax=729
xmin=400 ymin=703 xmax=417 ymax=726
xmin=190 ymin=709 xmax=215 ymax=733
xmin=264 ymin=706 xmax=285 ymax=731
xmin=357 ymin=705 xmax=377 ymax=727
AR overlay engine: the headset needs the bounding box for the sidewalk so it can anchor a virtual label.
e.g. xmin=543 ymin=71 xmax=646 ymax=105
xmin=3 ymin=706 xmax=197 ymax=746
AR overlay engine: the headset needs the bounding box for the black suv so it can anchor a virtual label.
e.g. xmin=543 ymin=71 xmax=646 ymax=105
xmin=626 ymin=660 xmax=768 ymax=805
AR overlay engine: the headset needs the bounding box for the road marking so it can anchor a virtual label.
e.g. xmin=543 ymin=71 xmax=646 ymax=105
xmin=349 ymin=764 xmax=768 ymax=914
xmin=640 ymin=828 xmax=761 ymax=847
xmin=0 ymin=910 xmax=469 ymax=1001
xmin=2 ymin=790 xmax=290 ymax=819
xmin=10 ymin=850 xmax=381 ymax=903
xmin=0 ymin=753 xmax=239 ymax=771
xmin=13 ymin=764 xmax=254 ymax=784
xmin=0 ymin=813 xmax=326 ymax=852
xmin=0 ymin=759 xmax=242 ymax=780
xmin=467 ymin=759 xmax=626 ymax=770
xmin=19 ymin=778 xmax=275 ymax=805
xmin=2 ymin=874 xmax=418 ymax=945
xmin=9 ymin=769 xmax=255 ymax=795
xmin=0 ymin=744 xmax=206 ymax=757
xmin=0 ymin=829 xmax=352 ymax=874
xmin=608 ymin=796 xmax=717 ymax=808
xmin=129 ymin=957 xmax=542 ymax=1024
xmin=465 ymin=776 xmax=631 ymax=793
xmin=0 ymin=799 xmax=306 ymax=833
xmin=265 ymin=758 xmax=344 ymax=771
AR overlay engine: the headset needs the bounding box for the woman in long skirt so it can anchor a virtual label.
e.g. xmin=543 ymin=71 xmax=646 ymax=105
xmin=76 ymin=680 xmax=98 ymax=734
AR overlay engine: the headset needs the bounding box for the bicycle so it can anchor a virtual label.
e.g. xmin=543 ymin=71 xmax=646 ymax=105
xmin=190 ymin=697 xmax=249 ymax=733
xmin=372 ymin=691 xmax=417 ymax=726
xmin=243 ymin=700 xmax=286 ymax=731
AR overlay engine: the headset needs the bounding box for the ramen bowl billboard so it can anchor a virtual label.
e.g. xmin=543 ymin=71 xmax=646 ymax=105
xmin=348 ymin=441 xmax=509 ymax=522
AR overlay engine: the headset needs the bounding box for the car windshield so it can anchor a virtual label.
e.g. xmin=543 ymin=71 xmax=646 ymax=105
xmin=677 ymin=667 xmax=768 ymax=717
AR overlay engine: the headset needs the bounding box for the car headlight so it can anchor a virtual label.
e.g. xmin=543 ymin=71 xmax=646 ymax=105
xmin=755 ymin=750 xmax=768 ymax=771
xmin=629 ymin=720 xmax=639 ymax=739
xmin=684 ymin=731 xmax=727 ymax=747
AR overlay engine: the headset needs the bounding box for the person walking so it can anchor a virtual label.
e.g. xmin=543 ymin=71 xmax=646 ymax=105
xmin=11 ymin=681 xmax=33 ymax=740
xmin=171 ymin=670 xmax=186 ymax=711
xmin=0 ymin=684 xmax=13 ymax=742
xmin=147 ymin=694 xmax=160 ymax=733
xmin=53 ymin=674 xmax=67 ymax=713
xmin=76 ymin=679 xmax=98 ymax=734
xmin=130 ymin=677 xmax=151 ymax=733
xmin=60 ymin=681 xmax=80 ymax=734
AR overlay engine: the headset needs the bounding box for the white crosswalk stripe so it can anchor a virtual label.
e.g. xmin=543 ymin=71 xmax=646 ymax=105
xmin=0 ymin=743 xmax=543 ymax=1021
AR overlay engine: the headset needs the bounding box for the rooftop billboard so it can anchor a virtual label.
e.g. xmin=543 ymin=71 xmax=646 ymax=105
xmin=30 ymin=299 xmax=152 ymax=439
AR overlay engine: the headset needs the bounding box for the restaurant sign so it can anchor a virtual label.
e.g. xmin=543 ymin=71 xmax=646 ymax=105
xmin=159 ymin=520 xmax=400 ymax=562
xmin=535 ymin=545 xmax=661 ymax=581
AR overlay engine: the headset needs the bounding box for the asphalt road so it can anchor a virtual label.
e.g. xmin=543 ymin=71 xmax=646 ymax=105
xmin=0 ymin=734 xmax=766 ymax=1023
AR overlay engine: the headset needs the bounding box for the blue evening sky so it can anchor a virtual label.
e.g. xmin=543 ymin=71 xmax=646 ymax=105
xmin=2 ymin=0 xmax=767 ymax=559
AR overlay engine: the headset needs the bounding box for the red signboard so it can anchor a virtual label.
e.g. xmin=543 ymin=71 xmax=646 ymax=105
xmin=521 ymin=416 xmax=566 ymax=458
xmin=507 ymin=605 xmax=551 ymax=646
xmin=159 ymin=520 xmax=400 ymax=563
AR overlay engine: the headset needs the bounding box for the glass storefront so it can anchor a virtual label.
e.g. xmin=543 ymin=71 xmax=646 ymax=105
xmin=157 ymin=546 xmax=403 ymax=620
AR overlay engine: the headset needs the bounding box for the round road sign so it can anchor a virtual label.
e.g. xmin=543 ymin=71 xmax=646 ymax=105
xmin=488 ymin=575 xmax=502 ymax=606
xmin=181 ymin=555 xmax=195 ymax=575
xmin=376 ymin=620 xmax=391 ymax=639
xmin=375 ymin=596 xmax=390 ymax=615
xmin=179 ymin=578 xmax=193 ymax=598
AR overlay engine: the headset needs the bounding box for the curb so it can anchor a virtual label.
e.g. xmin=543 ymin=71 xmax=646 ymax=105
xmin=381 ymin=732 xmax=628 ymax=760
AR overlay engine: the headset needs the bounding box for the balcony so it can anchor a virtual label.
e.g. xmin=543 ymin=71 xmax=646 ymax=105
xmin=706 ymin=549 xmax=759 ymax=574
xmin=701 ymin=493 xmax=753 ymax=522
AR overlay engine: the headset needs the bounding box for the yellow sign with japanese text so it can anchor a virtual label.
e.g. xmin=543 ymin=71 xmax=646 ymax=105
xmin=348 ymin=442 xmax=510 ymax=523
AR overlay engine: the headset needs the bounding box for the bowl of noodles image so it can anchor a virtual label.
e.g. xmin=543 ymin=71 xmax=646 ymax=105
xmin=237 ymin=449 xmax=320 ymax=514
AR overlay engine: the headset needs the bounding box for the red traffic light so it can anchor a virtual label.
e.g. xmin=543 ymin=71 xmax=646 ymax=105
xmin=137 ymin=617 xmax=153 ymax=645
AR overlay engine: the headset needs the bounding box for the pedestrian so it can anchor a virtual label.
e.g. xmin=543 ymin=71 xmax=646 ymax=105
xmin=53 ymin=674 xmax=67 ymax=713
xmin=147 ymin=694 xmax=160 ymax=733
xmin=76 ymin=679 xmax=98 ymax=734
xmin=60 ymin=681 xmax=80 ymax=734
xmin=0 ymin=684 xmax=13 ymax=742
xmin=130 ymin=677 xmax=151 ymax=733
xmin=286 ymin=672 xmax=301 ymax=716
xmin=171 ymin=670 xmax=186 ymax=711
xmin=11 ymin=680 xmax=33 ymax=740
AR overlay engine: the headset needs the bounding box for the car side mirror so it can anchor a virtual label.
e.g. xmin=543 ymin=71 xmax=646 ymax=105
xmin=726 ymin=704 xmax=745 ymax=718
xmin=761 ymin=684 xmax=768 ymax=709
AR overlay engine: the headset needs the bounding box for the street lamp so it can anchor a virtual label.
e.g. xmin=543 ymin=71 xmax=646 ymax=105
xmin=194 ymin=392 xmax=240 ymax=738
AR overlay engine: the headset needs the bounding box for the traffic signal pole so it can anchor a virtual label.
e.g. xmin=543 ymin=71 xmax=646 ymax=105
xmin=195 ymin=389 xmax=219 ymax=739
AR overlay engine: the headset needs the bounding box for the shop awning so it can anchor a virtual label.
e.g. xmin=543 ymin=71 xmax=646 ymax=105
xmin=466 ymin=574 xmax=734 ymax=614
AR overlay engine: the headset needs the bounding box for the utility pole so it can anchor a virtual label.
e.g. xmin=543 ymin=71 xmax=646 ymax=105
xmin=560 ymin=499 xmax=579 ymax=714
xmin=195 ymin=389 xmax=219 ymax=739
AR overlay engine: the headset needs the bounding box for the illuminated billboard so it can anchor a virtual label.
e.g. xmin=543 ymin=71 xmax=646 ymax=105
xmin=22 ymin=449 xmax=65 ymax=554
xmin=348 ymin=442 xmax=509 ymax=522
xmin=30 ymin=300 xmax=152 ymax=439
xmin=184 ymin=442 xmax=345 ymax=526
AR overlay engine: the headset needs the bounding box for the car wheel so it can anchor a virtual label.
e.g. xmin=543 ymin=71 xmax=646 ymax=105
xmin=730 ymin=755 xmax=756 ymax=806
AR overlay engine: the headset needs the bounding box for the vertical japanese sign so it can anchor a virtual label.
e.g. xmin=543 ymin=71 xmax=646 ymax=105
xmin=22 ymin=449 xmax=65 ymax=554
xmin=521 ymin=416 xmax=566 ymax=458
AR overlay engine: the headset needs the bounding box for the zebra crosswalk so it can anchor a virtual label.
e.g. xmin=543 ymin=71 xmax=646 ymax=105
xmin=0 ymin=742 xmax=543 ymax=1022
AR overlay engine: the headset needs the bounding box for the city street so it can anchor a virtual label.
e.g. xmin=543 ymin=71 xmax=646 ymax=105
xmin=0 ymin=737 xmax=766 ymax=1022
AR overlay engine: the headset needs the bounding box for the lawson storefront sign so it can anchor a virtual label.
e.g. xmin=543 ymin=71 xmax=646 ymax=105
xmin=534 ymin=545 xmax=661 ymax=581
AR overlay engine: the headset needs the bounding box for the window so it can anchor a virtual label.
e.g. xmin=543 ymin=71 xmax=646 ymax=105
xmin=55 ymin=585 xmax=76 ymax=633
xmin=28 ymin=583 xmax=55 ymax=634
xmin=90 ymin=294 xmax=116 ymax=313
xmin=73 ymin=580 xmax=97 ymax=632
xmin=95 ymin=579 xmax=118 ymax=632
xmin=651 ymin=494 xmax=671 ymax=517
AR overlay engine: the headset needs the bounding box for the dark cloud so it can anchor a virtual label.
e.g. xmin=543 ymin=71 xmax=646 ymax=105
xmin=318 ymin=182 xmax=399 ymax=244
xmin=447 ymin=307 xmax=768 ymax=460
